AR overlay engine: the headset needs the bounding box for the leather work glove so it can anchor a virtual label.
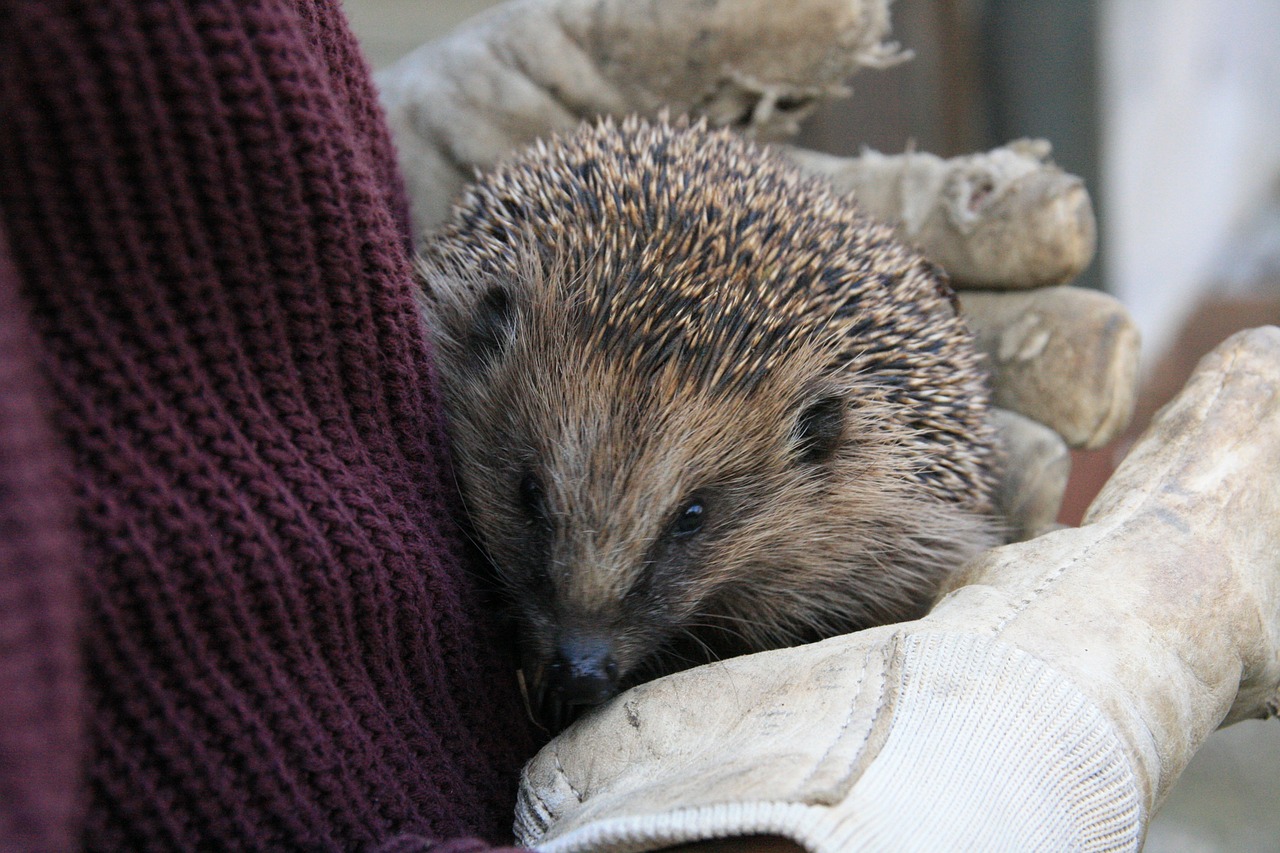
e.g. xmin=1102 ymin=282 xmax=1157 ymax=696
xmin=513 ymin=327 xmax=1280 ymax=851
xmin=371 ymin=2 xmax=1279 ymax=850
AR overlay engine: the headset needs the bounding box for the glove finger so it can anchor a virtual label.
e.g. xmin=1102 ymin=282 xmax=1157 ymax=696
xmin=989 ymin=407 xmax=1070 ymax=543
xmin=786 ymin=140 xmax=1096 ymax=288
xmin=961 ymin=286 xmax=1141 ymax=449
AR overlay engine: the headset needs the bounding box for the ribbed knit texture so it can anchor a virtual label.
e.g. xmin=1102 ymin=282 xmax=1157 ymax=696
xmin=0 ymin=0 xmax=539 ymax=849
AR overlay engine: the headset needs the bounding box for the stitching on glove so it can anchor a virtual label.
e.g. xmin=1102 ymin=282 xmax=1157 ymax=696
xmin=794 ymin=633 xmax=902 ymax=805
xmin=553 ymin=744 xmax=586 ymax=804
xmin=793 ymin=644 xmax=872 ymax=797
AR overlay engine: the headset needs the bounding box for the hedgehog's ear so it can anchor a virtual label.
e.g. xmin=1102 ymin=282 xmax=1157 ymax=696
xmin=791 ymin=394 xmax=845 ymax=466
xmin=466 ymin=284 xmax=518 ymax=368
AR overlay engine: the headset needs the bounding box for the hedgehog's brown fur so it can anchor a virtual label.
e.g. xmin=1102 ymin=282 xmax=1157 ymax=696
xmin=418 ymin=116 xmax=999 ymax=727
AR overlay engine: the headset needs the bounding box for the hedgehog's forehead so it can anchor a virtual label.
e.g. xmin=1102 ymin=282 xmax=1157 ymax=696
xmin=512 ymin=342 xmax=798 ymax=518
xmin=519 ymin=201 xmax=871 ymax=397
xmin=565 ymin=267 xmax=815 ymax=397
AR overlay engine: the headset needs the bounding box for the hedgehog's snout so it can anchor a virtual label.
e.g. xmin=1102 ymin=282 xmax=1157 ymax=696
xmin=533 ymin=632 xmax=621 ymax=731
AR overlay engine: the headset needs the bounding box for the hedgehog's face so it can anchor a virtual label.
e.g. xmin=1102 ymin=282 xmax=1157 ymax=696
xmin=419 ymin=271 xmax=993 ymax=732
xmin=443 ymin=315 xmax=853 ymax=730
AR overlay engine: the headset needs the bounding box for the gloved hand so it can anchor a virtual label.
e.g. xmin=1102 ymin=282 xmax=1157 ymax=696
xmin=514 ymin=328 xmax=1280 ymax=852
xmin=370 ymin=3 xmax=1237 ymax=850
xmin=375 ymin=0 xmax=1139 ymax=544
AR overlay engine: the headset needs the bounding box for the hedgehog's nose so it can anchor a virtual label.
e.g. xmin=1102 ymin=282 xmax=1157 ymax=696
xmin=550 ymin=635 xmax=619 ymax=704
xmin=537 ymin=635 xmax=620 ymax=731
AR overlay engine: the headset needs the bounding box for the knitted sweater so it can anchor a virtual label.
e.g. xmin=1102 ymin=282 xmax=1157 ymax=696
xmin=0 ymin=0 xmax=539 ymax=849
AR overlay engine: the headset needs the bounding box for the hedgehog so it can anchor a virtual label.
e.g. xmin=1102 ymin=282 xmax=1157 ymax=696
xmin=416 ymin=117 xmax=999 ymax=731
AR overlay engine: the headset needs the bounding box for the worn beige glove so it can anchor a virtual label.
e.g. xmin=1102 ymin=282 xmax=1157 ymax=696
xmin=378 ymin=3 xmax=1176 ymax=848
xmin=515 ymin=327 xmax=1280 ymax=852
xmin=377 ymin=0 xmax=1140 ymax=544
xmin=378 ymin=0 xmax=906 ymax=233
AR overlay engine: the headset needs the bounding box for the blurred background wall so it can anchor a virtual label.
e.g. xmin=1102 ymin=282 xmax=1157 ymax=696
xmin=344 ymin=2 xmax=1280 ymax=849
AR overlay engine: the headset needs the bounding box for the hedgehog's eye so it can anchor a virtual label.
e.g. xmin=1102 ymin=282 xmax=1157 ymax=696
xmin=671 ymin=497 xmax=705 ymax=537
xmin=792 ymin=395 xmax=845 ymax=465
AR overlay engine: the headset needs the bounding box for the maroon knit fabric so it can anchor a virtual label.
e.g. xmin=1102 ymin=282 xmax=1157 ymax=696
xmin=0 ymin=0 xmax=539 ymax=849
xmin=0 ymin=222 xmax=84 ymax=851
